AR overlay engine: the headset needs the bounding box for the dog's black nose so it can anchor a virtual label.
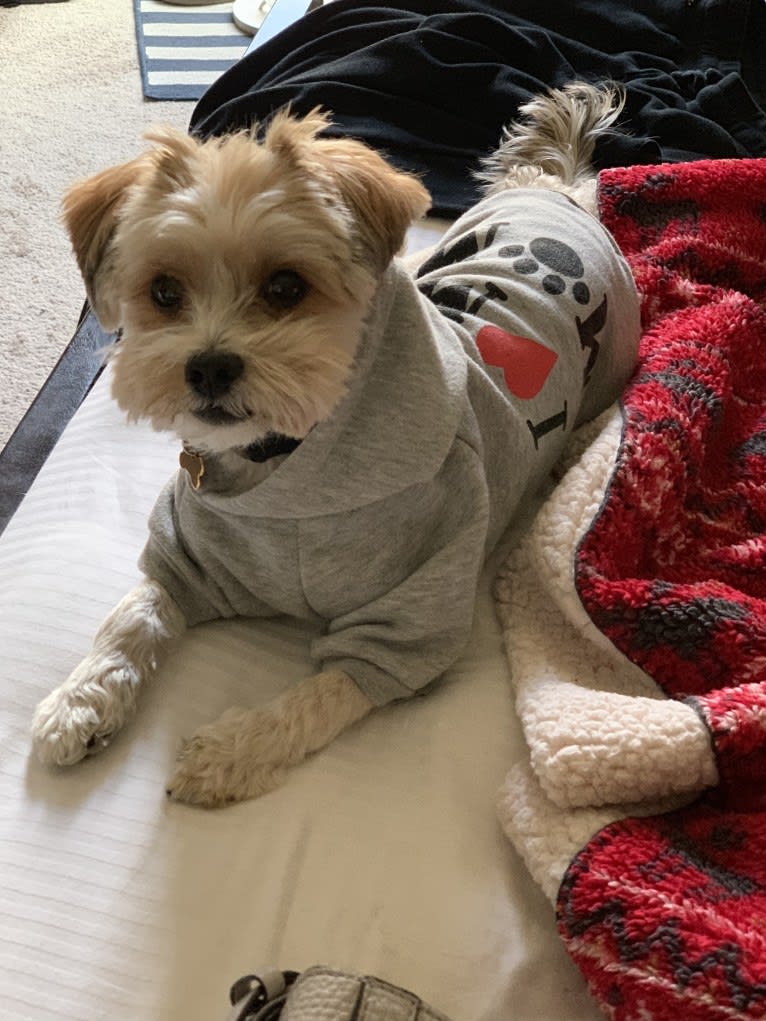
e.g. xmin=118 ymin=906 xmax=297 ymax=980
xmin=185 ymin=351 xmax=244 ymax=400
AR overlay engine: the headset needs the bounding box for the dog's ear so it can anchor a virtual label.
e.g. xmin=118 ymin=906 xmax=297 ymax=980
xmin=315 ymin=138 xmax=432 ymax=269
xmin=61 ymin=128 xmax=199 ymax=330
xmin=265 ymin=109 xmax=432 ymax=270
xmin=61 ymin=154 xmax=153 ymax=331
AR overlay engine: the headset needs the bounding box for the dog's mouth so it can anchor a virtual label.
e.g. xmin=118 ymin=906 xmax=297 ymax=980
xmin=192 ymin=405 xmax=250 ymax=426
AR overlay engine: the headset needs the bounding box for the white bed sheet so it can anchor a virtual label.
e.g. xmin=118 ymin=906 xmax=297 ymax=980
xmin=1 ymin=228 xmax=603 ymax=1021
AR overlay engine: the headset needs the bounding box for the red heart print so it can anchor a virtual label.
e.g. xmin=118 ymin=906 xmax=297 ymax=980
xmin=476 ymin=325 xmax=558 ymax=399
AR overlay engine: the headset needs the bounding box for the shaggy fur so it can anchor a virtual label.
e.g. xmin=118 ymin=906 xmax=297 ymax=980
xmin=476 ymin=81 xmax=624 ymax=210
xmin=32 ymin=83 xmax=624 ymax=808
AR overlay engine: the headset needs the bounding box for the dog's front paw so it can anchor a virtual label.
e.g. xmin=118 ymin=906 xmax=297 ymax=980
xmin=31 ymin=653 xmax=142 ymax=767
xmin=166 ymin=707 xmax=289 ymax=808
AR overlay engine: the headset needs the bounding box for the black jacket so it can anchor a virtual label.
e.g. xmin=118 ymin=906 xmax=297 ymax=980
xmin=191 ymin=0 xmax=766 ymax=217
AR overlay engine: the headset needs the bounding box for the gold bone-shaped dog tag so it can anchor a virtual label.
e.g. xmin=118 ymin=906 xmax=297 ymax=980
xmin=180 ymin=447 xmax=206 ymax=490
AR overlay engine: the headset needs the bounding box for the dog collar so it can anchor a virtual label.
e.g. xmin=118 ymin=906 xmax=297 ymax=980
xmin=179 ymin=434 xmax=301 ymax=490
xmin=242 ymin=434 xmax=302 ymax=463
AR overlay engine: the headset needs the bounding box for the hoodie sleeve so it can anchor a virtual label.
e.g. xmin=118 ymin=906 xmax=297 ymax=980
xmin=139 ymin=474 xmax=278 ymax=626
xmin=305 ymin=440 xmax=491 ymax=705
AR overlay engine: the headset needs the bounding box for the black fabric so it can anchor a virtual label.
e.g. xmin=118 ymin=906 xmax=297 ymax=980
xmin=243 ymin=434 xmax=302 ymax=462
xmin=191 ymin=0 xmax=766 ymax=217
xmin=0 ymin=307 xmax=109 ymax=537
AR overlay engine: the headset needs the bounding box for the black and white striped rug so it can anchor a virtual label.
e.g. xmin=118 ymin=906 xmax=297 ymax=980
xmin=133 ymin=0 xmax=250 ymax=101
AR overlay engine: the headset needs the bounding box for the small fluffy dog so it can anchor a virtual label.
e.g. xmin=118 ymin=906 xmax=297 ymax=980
xmin=31 ymin=83 xmax=640 ymax=807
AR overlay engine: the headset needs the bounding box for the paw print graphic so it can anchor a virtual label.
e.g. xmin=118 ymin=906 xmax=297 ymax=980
xmin=500 ymin=237 xmax=592 ymax=305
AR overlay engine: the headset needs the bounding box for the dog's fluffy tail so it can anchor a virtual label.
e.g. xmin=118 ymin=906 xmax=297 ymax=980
xmin=476 ymin=81 xmax=625 ymax=198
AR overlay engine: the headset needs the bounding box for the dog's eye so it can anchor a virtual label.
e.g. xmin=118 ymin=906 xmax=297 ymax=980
xmin=261 ymin=270 xmax=308 ymax=311
xmin=150 ymin=274 xmax=184 ymax=312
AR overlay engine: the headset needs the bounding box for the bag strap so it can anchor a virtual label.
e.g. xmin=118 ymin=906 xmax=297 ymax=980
xmin=226 ymin=966 xmax=455 ymax=1021
xmin=227 ymin=970 xmax=299 ymax=1021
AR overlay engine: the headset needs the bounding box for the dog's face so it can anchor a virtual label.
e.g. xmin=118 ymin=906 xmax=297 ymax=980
xmin=63 ymin=111 xmax=430 ymax=452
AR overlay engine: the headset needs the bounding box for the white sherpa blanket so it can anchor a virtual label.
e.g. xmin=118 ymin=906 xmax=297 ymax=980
xmin=494 ymin=407 xmax=718 ymax=903
xmin=493 ymin=154 xmax=766 ymax=1021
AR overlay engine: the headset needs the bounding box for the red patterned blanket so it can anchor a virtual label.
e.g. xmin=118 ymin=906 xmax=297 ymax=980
xmin=559 ymin=160 xmax=766 ymax=1019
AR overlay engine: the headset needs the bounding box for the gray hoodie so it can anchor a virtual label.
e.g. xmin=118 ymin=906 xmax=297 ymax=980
xmin=140 ymin=189 xmax=640 ymax=705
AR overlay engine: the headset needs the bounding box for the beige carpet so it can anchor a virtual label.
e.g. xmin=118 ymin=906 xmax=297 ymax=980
xmin=0 ymin=0 xmax=195 ymax=450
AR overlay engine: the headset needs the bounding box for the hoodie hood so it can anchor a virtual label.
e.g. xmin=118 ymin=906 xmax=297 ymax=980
xmin=189 ymin=260 xmax=468 ymax=518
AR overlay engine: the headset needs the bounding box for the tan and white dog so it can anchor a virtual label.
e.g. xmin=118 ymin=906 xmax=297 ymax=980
xmin=31 ymin=83 xmax=640 ymax=807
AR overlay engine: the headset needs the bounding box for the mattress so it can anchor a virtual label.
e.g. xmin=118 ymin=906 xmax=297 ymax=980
xmin=0 ymin=221 xmax=603 ymax=1021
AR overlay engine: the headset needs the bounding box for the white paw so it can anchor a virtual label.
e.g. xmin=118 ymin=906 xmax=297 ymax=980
xmin=31 ymin=653 xmax=142 ymax=767
xmin=166 ymin=707 xmax=288 ymax=808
